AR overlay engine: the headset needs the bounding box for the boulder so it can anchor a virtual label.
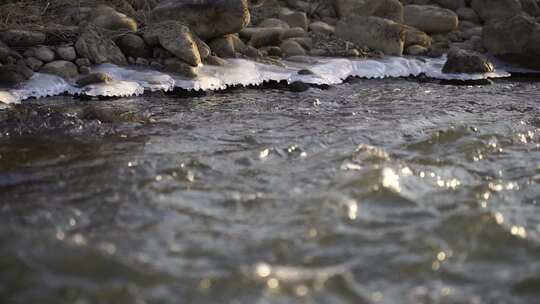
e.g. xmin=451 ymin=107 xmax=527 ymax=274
xmin=143 ymin=21 xmax=201 ymax=66
xmin=204 ymin=55 xmax=227 ymax=66
xmin=280 ymin=40 xmax=306 ymax=57
xmin=151 ymin=0 xmax=250 ymax=40
xmin=521 ymin=0 xmax=540 ymax=17
xmin=34 ymin=46 xmax=55 ymax=63
xmin=209 ymin=36 xmax=237 ymax=58
xmin=482 ymin=14 xmax=540 ymax=69
xmin=335 ymin=16 xmax=404 ymax=56
xmin=75 ymin=25 xmax=127 ymax=65
xmin=56 ymin=46 xmax=77 ymax=61
xmin=442 ymin=48 xmax=494 ymax=74
xmin=334 ymin=0 xmax=403 ymax=23
xmin=0 ymin=30 xmax=46 ymax=47
xmin=194 ymin=37 xmax=211 ymax=59
xmin=40 ymin=60 xmax=79 ymax=78
xmin=88 ymin=5 xmax=138 ymax=32
xmin=0 ymin=39 xmax=21 ymax=64
xmin=404 ymin=5 xmax=458 ymax=34
xmin=116 ymin=34 xmax=152 ymax=59
xmin=0 ymin=63 xmax=34 ymax=87
xmin=471 ymin=0 xmax=522 ymax=22
xmin=309 ymin=21 xmax=335 ymax=35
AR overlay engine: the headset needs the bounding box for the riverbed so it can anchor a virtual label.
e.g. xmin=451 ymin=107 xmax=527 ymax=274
xmin=1 ymin=77 xmax=539 ymax=304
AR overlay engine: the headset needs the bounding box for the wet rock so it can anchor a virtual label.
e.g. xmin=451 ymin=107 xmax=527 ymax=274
xmin=143 ymin=21 xmax=201 ymax=66
xmin=0 ymin=63 xmax=34 ymax=87
xmin=259 ymin=18 xmax=290 ymax=29
xmin=76 ymin=72 xmax=113 ymax=87
xmin=442 ymin=48 xmax=494 ymax=74
xmin=116 ymin=34 xmax=152 ymax=59
xmin=25 ymin=57 xmax=43 ymax=71
xmin=0 ymin=39 xmax=21 ymax=64
xmin=471 ymin=0 xmax=522 ymax=22
xmin=79 ymin=66 xmax=91 ymax=75
xmin=334 ymin=0 xmax=404 ymax=23
xmin=280 ymin=40 xmax=306 ymax=57
xmin=280 ymin=12 xmax=308 ymax=31
xmin=209 ymin=36 xmax=236 ymax=58
xmin=151 ymin=0 xmax=251 ymax=40
xmin=88 ymin=5 xmax=138 ymax=32
xmin=405 ymin=44 xmax=428 ymax=55
xmin=309 ymin=21 xmax=335 ymax=35
xmin=521 ymin=0 xmax=540 ymax=17
xmin=0 ymin=29 xmax=46 ymax=47
xmin=335 ymin=16 xmax=404 ymax=56
xmin=204 ymin=55 xmax=227 ymax=66
xmin=34 ymin=46 xmax=55 ymax=63
xmin=249 ymin=27 xmax=285 ymax=48
xmin=463 ymin=27 xmax=483 ymax=40
xmin=163 ymin=58 xmax=198 ymax=78
xmin=404 ymin=5 xmax=458 ymax=34
xmin=289 ymin=81 xmax=310 ymax=92
xmin=482 ymin=14 xmax=540 ymax=70
xmin=56 ymin=46 xmax=77 ymax=61
xmin=403 ymin=26 xmax=432 ymax=48
xmin=40 ymin=60 xmax=79 ymax=78
xmin=75 ymin=25 xmax=127 ymax=65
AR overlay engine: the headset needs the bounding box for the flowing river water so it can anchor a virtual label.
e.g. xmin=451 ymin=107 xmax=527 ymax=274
xmin=0 ymin=76 xmax=539 ymax=304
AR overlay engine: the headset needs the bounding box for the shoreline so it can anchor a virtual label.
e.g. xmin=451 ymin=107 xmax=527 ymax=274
xmin=1 ymin=0 xmax=539 ymax=105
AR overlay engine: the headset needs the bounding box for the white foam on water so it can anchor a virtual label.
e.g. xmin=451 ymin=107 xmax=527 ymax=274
xmin=0 ymin=56 xmax=512 ymax=104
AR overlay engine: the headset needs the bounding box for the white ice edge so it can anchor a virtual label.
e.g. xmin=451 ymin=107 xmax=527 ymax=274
xmin=0 ymin=56 xmax=511 ymax=104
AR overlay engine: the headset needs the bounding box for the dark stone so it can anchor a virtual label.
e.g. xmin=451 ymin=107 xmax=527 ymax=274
xmin=442 ymin=48 xmax=494 ymax=74
xmin=289 ymin=81 xmax=310 ymax=92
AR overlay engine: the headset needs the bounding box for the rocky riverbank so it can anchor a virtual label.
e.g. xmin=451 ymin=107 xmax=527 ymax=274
xmin=0 ymin=0 xmax=539 ymax=98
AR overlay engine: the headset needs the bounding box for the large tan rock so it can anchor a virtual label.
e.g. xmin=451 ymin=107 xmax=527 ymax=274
xmin=334 ymin=0 xmax=403 ymax=23
xmin=335 ymin=16 xmax=404 ymax=56
xmin=88 ymin=5 xmax=138 ymax=32
xmin=143 ymin=21 xmax=201 ymax=66
xmin=404 ymin=5 xmax=458 ymax=34
xmin=482 ymin=14 xmax=540 ymax=69
xmin=40 ymin=60 xmax=79 ymax=78
xmin=151 ymin=0 xmax=250 ymax=40
xmin=403 ymin=26 xmax=432 ymax=48
xmin=471 ymin=0 xmax=522 ymax=22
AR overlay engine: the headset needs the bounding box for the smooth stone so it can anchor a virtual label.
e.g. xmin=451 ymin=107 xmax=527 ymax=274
xmin=209 ymin=36 xmax=236 ymax=58
xmin=335 ymin=16 xmax=404 ymax=56
xmin=75 ymin=58 xmax=91 ymax=67
xmin=403 ymin=5 xmax=458 ymax=34
xmin=163 ymin=58 xmax=198 ymax=78
xmin=116 ymin=34 xmax=152 ymax=59
xmin=471 ymin=0 xmax=522 ymax=22
xmin=405 ymin=44 xmax=428 ymax=55
xmin=34 ymin=46 xmax=55 ymax=63
xmin=204 ymin=55 xmax=227 ymax=66
xmin=309 ymin=21 xmax=335 ymax=35
xmin=280 ymin=12 xmax=308 ymax=31
xmin=403 ymin=26 xmax=432 ymax=48
xmin=280 ymin=40 xmax=306 ymax=57
xmin=40 ymin=60 xmax=79 ymax=78
xmin=0 ymin=63 xmax=34 ymax=86
xmin=249 ymin=27 xmax=285 ymax=48
xmin=334 ymin=0 xmax=403 ymax=23
xmin=282 ymin=27 xmax=307 ymax=39
xmin=56 ymin=46 xmax=77 ymax=61
xmin=25 ymin=57 xmax=43 ymax=71
xmin=258 ymin=18 xmax=290 ymax=29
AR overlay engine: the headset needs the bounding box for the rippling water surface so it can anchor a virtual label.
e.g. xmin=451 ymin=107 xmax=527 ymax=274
xmin=1 ymin=78 xmax=539 ymax=304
